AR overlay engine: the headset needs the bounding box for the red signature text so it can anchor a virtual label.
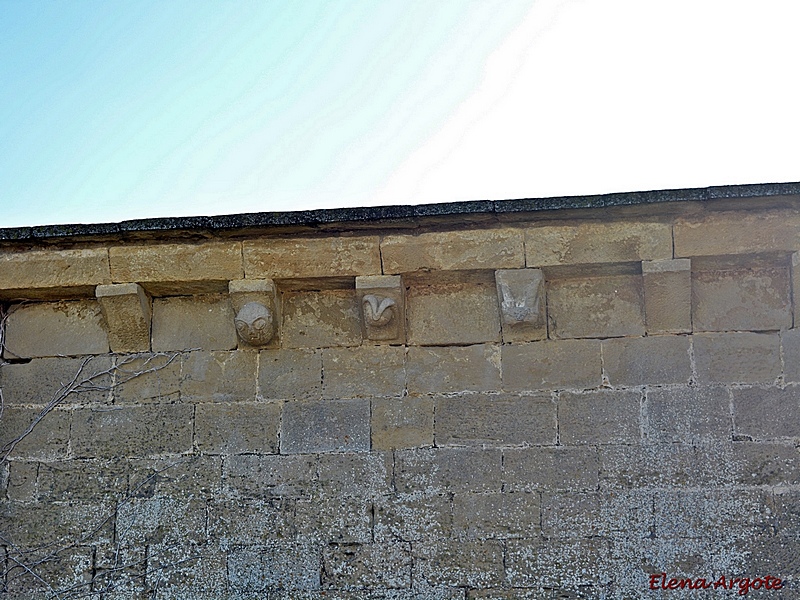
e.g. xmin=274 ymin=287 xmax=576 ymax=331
xmin=649 ymin=573 xmax=783 ymax=596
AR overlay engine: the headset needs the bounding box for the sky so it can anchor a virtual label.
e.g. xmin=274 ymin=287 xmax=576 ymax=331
xmin=1 ymin=0 xmax=799 ymax=228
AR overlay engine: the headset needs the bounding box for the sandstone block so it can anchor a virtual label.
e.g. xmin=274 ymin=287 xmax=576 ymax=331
xmin=281 ymin=289 xmax=362 ymax=348
xmin=642 ymin=258 xmax=691 ymax=333
xmin=495 ymin=268 xmax=546 ymax=342
xmin=644 ymin=386 xmax=731 ymax=444
xmin=71 ymin=404 xmax=193 ymax=458
xmin=243 ymin=235 xmax=381 ymax=279
xmin=4 ymin=543 xmax=93 ymax=595
xmin=692 ymin=266 xmax=791 ymax=332
xmin=181 ymin=350 xmax=257 ymax=402
xmin=295 ymin=493 xmax=373 ymax=543
xmin=547 ymin=274 xmax=645 ymax=339
xmin=502 ymin=339 xmax=602 ymax=391
xmin=413 ymin=540 xmax=504 ymax=588
xmin=558 ymin=389 xmax=641 ymax=445
xmin=0 ymin=247 xmax=110 ymax=299
xmin=602 ymin=335 xmax=691 ymax=386
xmin=223 ymin=453 xmax=317 ymax=498
xmin=112 ymin=353 xmax=181 ymax=403
xmin=322 ymin=543 xmax=412 ymax=590
xmin=794 ymin=252 xmax=800 ymax=327
xmin=355 ymin=274 xmax=406 ymax=343
xmin=505 ymin=538 xmax=609 ymax=588
xmin=195 ymin=401 xmax=280 ymax=454
xmin=374 ymin=492 xmax=453 ymax=542
xmin=541 ymin=491 xmax=602 ymax=538
xmin=674 ymin=209 xmax=800 ymax=257
xmin=36 ymin=460 xmax=128 ymax=502
xmin=126 ymin=454 xmax=223 ymax=498
xmin=151 ymin=294 xmax=237 ymax=351
xmin=407 ymin=345 xmax=501 ymax=395
xmin=452 ymin=491 xmax=540 ymax=539
xmin=394 ymin=447 xmax=503 ymax=494
xmin=116 ymin=496 xmax=207 ymax=546
xmin=322 ymin=345 xmax=405 ymax=398
xmin=694 ymin=332 xmax=780 ymax=384
xmin=599 ymin=443 xmax=699 ymax=488
xmin=0 ymin=406 xmax=70 ymax=460
xmin=109 ymin=241 xmax=243 ymax=293
xmin=227 ymin=540 xmax=321 ymax=592
xmin=316 ymin=452 xmax=392 ymax=499
xmin=6 ymin=461 xmax=38 ymax=501
xmin=96 ymin=283 xmax=151 ymax=352
xmin=732 ymin=442 xmax=800 ymax=486
xmin=0 ymin=355 xmax=113 ymax=405
xmin=435 ymin=394 xmax=556 ymax=446
xmin=782 ymin=328 xmax=800 ymax=382
xmin=3 ymin=300 xmax=109 ymax=358
xmin=733 ymin=386 xmax=800 ymax=440
xmin=406 ymin=281 xmax=501 ymax=345
xmin=504 ymin=446 xmax=599 ymax=492
xmin=280 ymin=398 xmax=370 ymax=454
xmin=144 ymin=544 xmax=228 ymax=597
xmin=371 ymin=396 xmax=434 ymax=450
xmin=258 ymin=348 xmax=322 ymax=399
xmin=525 ymin=220 xmax=672 ymax=266
xmin=381 ymin=228 xmax=523 ymax=273
xmin=209 ymin=497 xmax=296 ymax=544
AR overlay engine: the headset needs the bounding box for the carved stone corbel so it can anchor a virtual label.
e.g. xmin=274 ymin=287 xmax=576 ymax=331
xmin=228 ymin=279 xmax=280 ymax=347
xmin=495 ymin=268 xmax=546 ymax=342
xmin=355 ymin=275 xmax=405 ymax=343
xmin=96 ymin=283 xmax=152 ymax=353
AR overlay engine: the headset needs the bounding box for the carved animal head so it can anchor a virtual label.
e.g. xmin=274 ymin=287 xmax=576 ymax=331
xmin=234 ymin=302 xmax=274 ymax=346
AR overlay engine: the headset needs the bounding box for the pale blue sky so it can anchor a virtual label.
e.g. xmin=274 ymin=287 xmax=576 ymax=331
xmin=2 ymin=1 xmax=799 ymax=227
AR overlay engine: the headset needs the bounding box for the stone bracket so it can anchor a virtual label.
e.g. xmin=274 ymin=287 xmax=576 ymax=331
xmin=229 ymin=279 xmax=280 ymax=347
xmin=356 ymin=275 xmax=405 ymax=343
xmin=495 ymin=269 xmax=545 ymax=342
xmin=642 ymin=258 xmax=691 ymax=334
xmin=96 ymin=283 xmax=151 ymax=353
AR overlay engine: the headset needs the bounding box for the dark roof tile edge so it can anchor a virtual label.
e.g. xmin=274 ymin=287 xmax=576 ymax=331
xmin=2 ymin=181 xmax=799 ymax=241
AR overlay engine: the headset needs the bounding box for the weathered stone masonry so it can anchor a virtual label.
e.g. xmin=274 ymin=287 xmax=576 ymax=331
xmin=1 ymin=183 xmax=800 ymax=598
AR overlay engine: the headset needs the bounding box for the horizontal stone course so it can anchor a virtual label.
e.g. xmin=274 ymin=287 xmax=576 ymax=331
xmin=0 ymin=247 xmax=110 ymax=298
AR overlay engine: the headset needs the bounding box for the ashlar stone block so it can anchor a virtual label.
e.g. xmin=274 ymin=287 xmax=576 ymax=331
xmin=3 ymin=299 xmax=109 ymax=358
xmin=355 ymin=274 xmax=405 ymax=343
xmin=495 ymin=268 xmax=546 ymax=342
xmin=642 ymin=258 xmax=691 ymax=334
xmin=96 ymin=283 xmax=151 ymax=353
xmin=151 ymin=294 xmax=237 ymax=351
xmin=0 ymin=247 xmax=110 ymax=299
xmin=281 ymin=289 xmax=362 ymax=348
xmin=280 ymin=398 xmax=370 ymax=454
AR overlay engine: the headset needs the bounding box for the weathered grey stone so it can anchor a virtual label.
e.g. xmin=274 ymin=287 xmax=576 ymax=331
xmin=502 ymin=339 xmax=602 ymax=391
xmin=407 ymin=345 xmax=501 ymax=395
xmin=505 ymin=538 xmax=610 ymax=588
xmin=112 ymin=352 xmax=181 ymax=403
xmin=374 ymin=492 xmax=453 ymax=543
xmin=372 ymin=396 xmax=434 ymax=450
xmin=733 ymin=386 xmax=800 ymax=440
xmin=36 ymin=459 xmax=128 ymax=502
xmin=784 ymin=328 xmax=800 ymax=383
xmin=71 ymin=404 xmax=194 ymax=458
xmin=3 ymin=300 xmax=109 ymax=358
xmin=504 ymin=447 xmax=599 ymax=492
xmin=394 ymin=447 xmax=503 ymax=494
xmin=692 ymin=266 xmax=792 ymax=332
xmin=316 ymin=452 xmax=392 ymax=499
xmin=322 ymin=345 xmax=405 ymax=398
xmin=0 ymin=407 xmax=70 ymax=461
xmin=0 ymin=355 xmax=113 ymax=405
xmin=195 ymin=401 xmax=280 ymax=454
xmin=227 ymin=540 xmax=321 ymax=591
xmin=642 ymin=258 xmax=691 ymax=334
xmin=694 ymin=332 xmax=781 ymax=384
xmin=295 ymin=493 xmax=373 ymax=543
xmin=599 ymin=443 xmax=700 ymax=489
xmin=117 ymin=496 xmax=207 ymax=546
xmin=452 ymin=491 xmax=540 ymax=539
xmin=4 ymin=544 xmax=94 ymax=596
xmin=547 ymin=274 xmax=645 ymax=339
xmin=356 ymin=275 xmax=406 ymax=343
xmin=281 ymin=289 xmax=362 ymax=348
xmin=542 ymin=490 xmax=654 ymax=538
xmin=526 ymin=219 xmax=672 ymax=266
xmin=644 ymin=386 xmax=731 ymax=444
xmin=280 ymin=398 xmax=370 ymax=454
xmin=223 ymin=453 xmax=317 ymax=498
xmin=151 ymin=294 xmax=237 ymax=351
xmin=181 ymin=350 xmax=257 ymax=402
xmin=243 ymin=235 xmax=381 ymax=278
xmin=413 ymin=540 xmax=504 ymax=588
xmin=494 ymin=268 xmax=546 ymax=342
xmin=96 ymin=283 xmax=151 ymax=353
xmin=126 ymin=454 xmax=223 ymax=498
xmin=258 ymin=348 xmax=322 ymax=400
xmin=144 ymin=544 xmax=229 ymax=598
xmin=558 ymin=389 xmax=641 ymax=445
xmin=6 ymin=461 xmax=38 ymax=502
xmin=322 ymin=543 xmax=412 ymax=590
xmin=0 ymin=500 xmax=115 ymax=549
xmin=406 ymin=281 xmax=501 ymax=345
xmin=381 ymin=228 xmax=524 ymax=273
xmin=602 ymin=335 xmax=691 ymax=386
xmin=435 ymin=394 xmax=556 ymax=446
xmin=208 ymin=497 xmax=295 ymax=544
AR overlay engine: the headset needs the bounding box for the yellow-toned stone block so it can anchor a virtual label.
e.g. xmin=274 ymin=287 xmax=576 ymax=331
xmin=96 ymin=283 xmax=151 ymax=353
xmin=0 ymin=248 xmax=110 ymax=299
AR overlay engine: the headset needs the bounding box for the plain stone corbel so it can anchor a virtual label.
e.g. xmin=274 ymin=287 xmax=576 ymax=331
xmin=228 ymin=279 xmax=280 ymax=347
xmin=494 ymin=268 xmax=546 ymax=342
xmin=95 ymin=283 xmax=152 ymax=353
xmin=642 ymin=258 xmax=691 ymax=334
xmin=355 ymin=275 xmax=405 ymax=343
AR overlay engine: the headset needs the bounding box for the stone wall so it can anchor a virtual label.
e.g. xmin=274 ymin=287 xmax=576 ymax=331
xmin=1 ymin=190 xmax=799 ymax=598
